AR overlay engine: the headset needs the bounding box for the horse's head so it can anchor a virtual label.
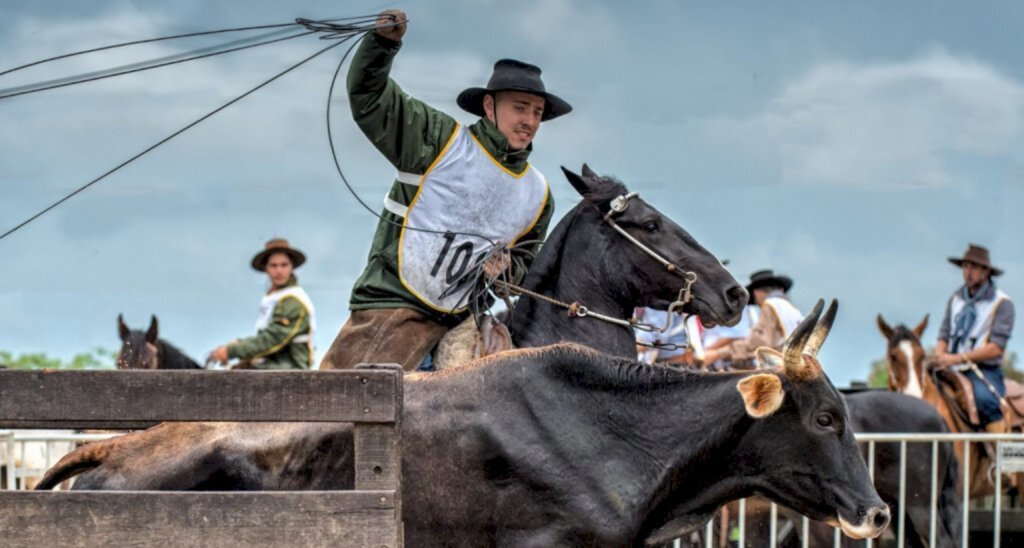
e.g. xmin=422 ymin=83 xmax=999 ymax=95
xmin=739 ymin=300 xmax=890 ymax=539
xmin=560 ymin=165 xmax=746 ymax=327
xmin=876 ymin=314 xmax=929 ymax=397
xmin=116 ymin=314 xmax=160 ymax=370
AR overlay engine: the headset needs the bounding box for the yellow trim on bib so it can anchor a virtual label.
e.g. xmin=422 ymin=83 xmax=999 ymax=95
xmin=468 ymin=131 xmax=530 ymax=179
xmin=250 ymin=296 xmax=308 ymax=359
xmin=510 ymin=174 xmax=550 ymax=247
xmin=397 ymin=124 xmax=465 ymax=314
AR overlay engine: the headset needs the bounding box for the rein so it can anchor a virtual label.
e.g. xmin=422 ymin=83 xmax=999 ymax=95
xmin=930 ymin=366 xmax=977 ymax=430
xmin=495 ymin=192 xmax=698 ymax=342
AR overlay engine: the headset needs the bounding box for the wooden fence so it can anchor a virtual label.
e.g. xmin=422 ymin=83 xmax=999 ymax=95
xmin=0 ymin=365 xmax=403 ymax=547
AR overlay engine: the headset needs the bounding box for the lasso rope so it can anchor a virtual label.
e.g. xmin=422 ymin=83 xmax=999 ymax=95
xmin=0 ymin=16 xmax=386 ymax=242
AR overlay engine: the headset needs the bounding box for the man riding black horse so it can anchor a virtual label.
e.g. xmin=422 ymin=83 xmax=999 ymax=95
xmin=321 ymin=8 xmax=573 ymax=371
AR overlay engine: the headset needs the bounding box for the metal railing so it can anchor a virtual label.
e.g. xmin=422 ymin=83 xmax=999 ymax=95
xmin=673 ymin=432 xmax=1024 ymax=548
xmin=1 ymin=430 xmax=119 ymax=490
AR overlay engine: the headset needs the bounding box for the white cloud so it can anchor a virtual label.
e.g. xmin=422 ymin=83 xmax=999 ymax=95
xmin=507 ymin=0 xmax=623 ymax=54
xmin=704 ymin=48 xmax=1024 ymax=188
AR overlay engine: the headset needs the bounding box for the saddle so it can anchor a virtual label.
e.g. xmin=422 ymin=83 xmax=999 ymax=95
xmin=932 ymin=366 xmax=1024 ymax=430
xmin=433 ymin=315 xmax=514 ymax=370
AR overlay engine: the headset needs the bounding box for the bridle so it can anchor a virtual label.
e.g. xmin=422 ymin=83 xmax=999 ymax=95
xmin=603 ymin=192 xmax=698 ymax=329
xmin=494 ymin=192 xmax=699 ymax=340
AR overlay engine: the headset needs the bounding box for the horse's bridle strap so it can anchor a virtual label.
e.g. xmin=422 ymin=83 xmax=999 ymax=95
xmin=490 ymin=192 xmax=700 ymax=342
xmin=602 ymin=193 xmax=699 ymax=313
xmin=602 ymin=193 xmax=689 ymax=278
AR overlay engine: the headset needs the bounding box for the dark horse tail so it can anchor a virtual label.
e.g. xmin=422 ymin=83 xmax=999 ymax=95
xmin=34 ymin=439 xmax=112 ymax=490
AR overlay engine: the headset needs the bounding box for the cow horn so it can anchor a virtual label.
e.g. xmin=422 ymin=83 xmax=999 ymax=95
xmin=803 ymin=299 xmax=838 ymax=359
xmin=783 ymin=299 xmax=823 ymax=373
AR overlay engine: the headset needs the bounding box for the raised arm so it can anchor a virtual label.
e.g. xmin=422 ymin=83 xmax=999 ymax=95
xmin=347 ymin=9 xmax=457 ymax=174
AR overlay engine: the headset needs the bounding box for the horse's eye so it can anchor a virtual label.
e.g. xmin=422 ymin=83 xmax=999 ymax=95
xmin=816 ymin=413 xmax=834 ymax=428
xmin=643 ymin=221 xmax=659 ymax=233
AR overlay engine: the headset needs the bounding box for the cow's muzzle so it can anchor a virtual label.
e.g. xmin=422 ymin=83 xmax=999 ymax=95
xmin=837 ymin=504 xmax=890 ymax=540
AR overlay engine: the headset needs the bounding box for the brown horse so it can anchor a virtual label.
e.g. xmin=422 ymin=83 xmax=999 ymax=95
xmin=877 ymin=314 xmax=1008 ymax=499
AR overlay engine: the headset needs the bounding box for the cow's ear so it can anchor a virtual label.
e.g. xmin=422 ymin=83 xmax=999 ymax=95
xmin=737 ymin=373 xmax=785 ymax=418
xmin=755 ymin=347 xmax=784 ymax=369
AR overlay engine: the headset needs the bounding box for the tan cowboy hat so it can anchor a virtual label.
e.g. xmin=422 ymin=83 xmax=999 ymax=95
xmin=457 ymin=59 xmax=572 ymax=122
xmin=251 ymin=238 xmax=306 ymax=272
xmin=948 ymin=243 xmax=1003 ymax=276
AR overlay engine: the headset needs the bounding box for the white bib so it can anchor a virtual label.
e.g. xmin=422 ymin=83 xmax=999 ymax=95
xmin=764 ymin=297 xmax=804 ymax=337
xmin=947 ymin=289 xmax=1010 ymax=352
xmin=398 ymin=125 xmax=549 ymax=312
xmin=255 ymin=286 xmax=316 ymax=345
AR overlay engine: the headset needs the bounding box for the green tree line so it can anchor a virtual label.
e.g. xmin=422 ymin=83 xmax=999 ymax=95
xmin=0 ymin=348 xmax=115 ymax=370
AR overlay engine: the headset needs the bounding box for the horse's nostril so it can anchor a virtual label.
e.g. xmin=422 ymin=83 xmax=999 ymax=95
xmin=724 ymin=285 xmax=748 ymax=309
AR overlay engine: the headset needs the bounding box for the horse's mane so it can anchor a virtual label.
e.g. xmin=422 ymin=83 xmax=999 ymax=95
xmin=516 ymin=204 xmax=578 ymax=294
xmin=156 ymin=338 xmax=201 ymax=369
xmin=516 ymin=175 xmax=628 ymax=294
xmin=579 ymin=175 xmax=629 ymax=205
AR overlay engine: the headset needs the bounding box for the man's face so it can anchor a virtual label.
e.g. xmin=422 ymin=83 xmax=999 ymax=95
xmin=752 ymin=287 xmax=769 ymax=306
xmin=266 ymin=252 xmax=294 ymax=288
xmin=962 ymin=260 xmax=990 ymax=291
xmin=483 ymin=91 xmax=545 ymax=150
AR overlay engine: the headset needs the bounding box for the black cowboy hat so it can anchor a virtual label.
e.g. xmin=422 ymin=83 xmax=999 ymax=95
xmin=251 ymin=238 xmax=306 ymax=272
xmin=948 ymin=243 xmax=1003 ymax=276
xmin=457 ymin=59 xmax=572 ymax=122
xmin=746 ymin=269 xmax=794 ymax=294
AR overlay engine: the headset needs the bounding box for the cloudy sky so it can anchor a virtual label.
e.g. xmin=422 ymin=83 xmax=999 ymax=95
xmin=2 ymin=1 xmax=1022 ymax=385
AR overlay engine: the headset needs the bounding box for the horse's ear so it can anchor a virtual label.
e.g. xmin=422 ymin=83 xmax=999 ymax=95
xmin=117 ymin=314 xmax=130 ymax=342
xmin=145 ymin=315 xmax=159 ymax=344
xmin=876 ymin=314 xmax=894 ymax=339
xmin=913 ymin=314 xmax=929 ymax=339
xmin=581 ymin=163 xmax=599 ymax=180
xmin=561 ymin=166 xmax=591 ymax=197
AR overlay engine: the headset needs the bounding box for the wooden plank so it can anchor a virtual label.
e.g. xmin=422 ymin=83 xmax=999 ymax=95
xmin=0 ymin=369 xmax=398 ymax=427
xmin=0 ymin=490 xmax=400 ymax=547
xmin=354 ymin=364 xmax=404 ymax=492
xmin=354 ymin=363 xmax=405 ymax=545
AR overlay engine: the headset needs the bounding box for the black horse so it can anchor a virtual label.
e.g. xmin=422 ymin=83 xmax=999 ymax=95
xmin=116 ymin=314 xmax=202 ymax=370
xmin=127 ymin=165 xmax=746 ymax=369
xmin=506 ymin=165 xmax=746 ymax=356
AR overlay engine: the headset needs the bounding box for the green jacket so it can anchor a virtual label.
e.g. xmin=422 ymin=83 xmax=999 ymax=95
xmin=227 ymin=276 xmax=313 ymax=370
xmin=346 ymin=33 xmax=555 ymax=321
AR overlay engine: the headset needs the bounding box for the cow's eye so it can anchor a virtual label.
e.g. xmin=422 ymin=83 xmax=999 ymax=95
xmin=816 ymin=413 xmax=834 ymax=428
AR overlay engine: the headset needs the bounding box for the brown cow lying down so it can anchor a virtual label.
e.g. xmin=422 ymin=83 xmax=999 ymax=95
xmin=40 ymin=300 xmax=890 ymax=546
